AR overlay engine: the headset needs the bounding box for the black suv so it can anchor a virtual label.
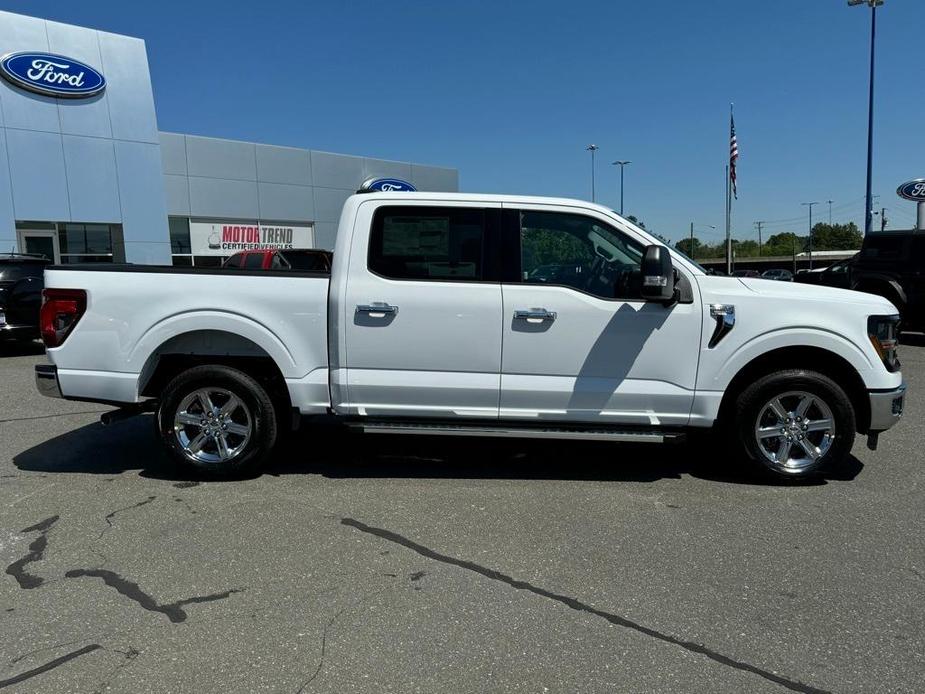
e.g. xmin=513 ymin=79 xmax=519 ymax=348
xmin=795 ymin=229 xmax=924 ymax=328
xmin=0 ymin=254 xmax=50 ymax=342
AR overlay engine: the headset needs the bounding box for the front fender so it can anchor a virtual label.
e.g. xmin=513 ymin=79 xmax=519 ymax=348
xmin=699 ymin=326 xmax=877 ymax=392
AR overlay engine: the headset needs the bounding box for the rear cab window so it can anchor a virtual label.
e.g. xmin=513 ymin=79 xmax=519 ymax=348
xmin=244 ymin=253 xmax=264 ymax=269
xmin=369 ymin=206 xmax=488 ymax=281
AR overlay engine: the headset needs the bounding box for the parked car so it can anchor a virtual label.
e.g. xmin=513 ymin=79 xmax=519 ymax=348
xmin=794 ymin=259 xmax=853 ymax=288
xmin=794 ymin=231 xmax=924 ymax=328
xmin=761 ymin=269 xmax=793 ymax=282
xmin=35 ymin=193 xmax=905 ymax=481
xmin=223 ymin=249 xmax=332 ymax=273
xmin=732 ymin=269 xmax=761 ymax=278
xmin=0 ymin=254 xmax=50 ymax=342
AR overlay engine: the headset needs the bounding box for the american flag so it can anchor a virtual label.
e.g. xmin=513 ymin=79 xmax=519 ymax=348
xmin=729 ymin=113 xmax=739 ymax=200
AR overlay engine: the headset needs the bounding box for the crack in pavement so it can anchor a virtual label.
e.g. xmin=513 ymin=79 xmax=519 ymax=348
xmin=341 ymin=517 xmax=831 ymax=694
xmin=0 ymin=644 xmax=101 ymax=689
xmin=98 ymin=496 xmax=157 ymax=538
xmin=5 ymin=516 xmax=58 ymax=589
xmin=64 ymin=569 xmax=242 ymax=623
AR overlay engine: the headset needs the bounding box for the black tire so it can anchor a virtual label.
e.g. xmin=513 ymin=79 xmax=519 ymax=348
xmin=733 ymin=369 xmax=855 ymax=480
xmin=155 ymin=365 xmax=278 ymax=478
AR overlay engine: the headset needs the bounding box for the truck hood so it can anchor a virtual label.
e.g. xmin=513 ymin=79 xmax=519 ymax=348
xmin=736 ymin=277 xmax=897 ymax=313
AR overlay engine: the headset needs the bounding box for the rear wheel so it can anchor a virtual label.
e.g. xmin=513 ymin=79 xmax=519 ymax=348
xmin=156 ymin=365 xmax=277 ymax=477
xmin=733 ymin=369 xmax=856 ymax=480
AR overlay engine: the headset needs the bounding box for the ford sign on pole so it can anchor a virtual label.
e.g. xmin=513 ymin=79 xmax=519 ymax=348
xmin=897 ymin=179 xmax=925 ymax=231
xmin=0 ymin=51 xmax=106 ymax=98
xmin=359 ymin=177 xmax=417 ymax=193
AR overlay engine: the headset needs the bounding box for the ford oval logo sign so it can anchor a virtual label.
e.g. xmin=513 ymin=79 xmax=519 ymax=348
xmin=0 ymin=51 xmax=106 ymax=99
xmin=360 ymin=177 xmax=417 ymax=193
xmin=897 ymin=179 xmax=925 ymax=203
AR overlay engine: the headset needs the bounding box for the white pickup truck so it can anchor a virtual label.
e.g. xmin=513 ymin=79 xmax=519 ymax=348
xmin=35 ymin=192 xmax=906 ymax=479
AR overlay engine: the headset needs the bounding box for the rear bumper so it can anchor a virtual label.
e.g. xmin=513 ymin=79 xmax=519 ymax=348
xmin=35 ymin=364 xmax=63 ymax=399
xmin=868 ymin=381 xmax=906 ymax=432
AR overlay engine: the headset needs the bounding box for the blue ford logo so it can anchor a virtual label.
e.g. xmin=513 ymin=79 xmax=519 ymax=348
xmin=360 ymin=177 xmax=417 ymax=193
xmin=0 ymin=51 xmax=106 ymax=98
xmin=897 ymin=179 xmax=925 ymax=202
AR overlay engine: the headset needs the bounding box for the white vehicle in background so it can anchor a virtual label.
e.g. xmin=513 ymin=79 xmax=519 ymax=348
xmin=36 ymin=192 xmax=905 ymax=480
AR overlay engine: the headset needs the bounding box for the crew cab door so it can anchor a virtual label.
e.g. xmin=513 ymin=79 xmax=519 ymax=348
xmin=341 ymin=201 xmax=503 ymax=418
xmin=499 ymin=204 xmax=701 ymax=426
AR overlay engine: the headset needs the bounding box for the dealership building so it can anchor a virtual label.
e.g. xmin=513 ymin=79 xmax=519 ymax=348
xmin=0 ymin=10 xmax=458 ymax=266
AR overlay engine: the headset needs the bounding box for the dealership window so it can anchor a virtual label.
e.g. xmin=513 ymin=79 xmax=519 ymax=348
xmin=169 ymin=217 xmax=193 ymax=266
xmin=369 ymin=206 xmax=485 ymax=281
xmin=58 ymin=223 xmax=120 ymax=264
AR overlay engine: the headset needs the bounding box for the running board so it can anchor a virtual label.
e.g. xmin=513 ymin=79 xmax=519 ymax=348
xmin=353 ymin=421 xmax=684 ymax=443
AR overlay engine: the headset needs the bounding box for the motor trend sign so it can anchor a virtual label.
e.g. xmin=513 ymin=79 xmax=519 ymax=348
xmin=190 ymin=221 xmax=315 ymax=256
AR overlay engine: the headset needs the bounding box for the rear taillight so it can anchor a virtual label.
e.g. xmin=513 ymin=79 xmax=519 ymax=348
xmin=41 ymin=288 xmax=87 ymax=347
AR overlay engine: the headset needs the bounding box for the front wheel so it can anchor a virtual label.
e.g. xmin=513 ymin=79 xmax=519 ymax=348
xmin=155 ymin=365 xmax=278 ymax=477
xmin=733 ymin=369 xmax=856 ymax=480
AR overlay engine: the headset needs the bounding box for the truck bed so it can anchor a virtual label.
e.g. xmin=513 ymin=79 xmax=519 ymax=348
xmin=43 ymin=264 xmax=331 ymax=412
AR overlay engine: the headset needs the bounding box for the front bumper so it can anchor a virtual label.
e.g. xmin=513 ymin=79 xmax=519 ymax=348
xmin=35 ymin=364 xmax=63 ymax=399
xmin=868 ymin=381 xmax=906 ymax=432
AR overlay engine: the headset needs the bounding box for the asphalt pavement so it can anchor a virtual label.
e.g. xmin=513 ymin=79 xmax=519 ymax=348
xmin=1 ymin=338 xmax=923 ymax=693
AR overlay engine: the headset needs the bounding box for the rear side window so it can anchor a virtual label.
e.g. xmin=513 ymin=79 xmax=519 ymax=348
xmin=369 ymin=206 xmax=486 ymax=281
xmin=244 ymin=253 xmax=264 ymax=269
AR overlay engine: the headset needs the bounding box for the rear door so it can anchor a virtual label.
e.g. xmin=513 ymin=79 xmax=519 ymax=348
xmin=341 ymin=201 xmax=504 ymax=418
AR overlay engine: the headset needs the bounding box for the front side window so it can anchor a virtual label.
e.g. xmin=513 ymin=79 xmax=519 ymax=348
xmin=369 ymin=206 xmax=485 ymax=281
xmin=520 ymin=210 xmax=644 ymax=300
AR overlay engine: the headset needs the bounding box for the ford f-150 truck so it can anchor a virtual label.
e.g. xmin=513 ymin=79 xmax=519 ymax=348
xmin=35 ymin=193 xmax=906 ymax=480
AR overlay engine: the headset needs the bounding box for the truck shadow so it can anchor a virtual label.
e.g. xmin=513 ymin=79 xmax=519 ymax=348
xmin=12 ymin=415 xmax=863 ymax=487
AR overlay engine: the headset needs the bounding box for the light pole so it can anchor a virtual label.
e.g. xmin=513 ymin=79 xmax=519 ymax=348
xmin=826 ymin=199 xmax=834 ymax=225
xmin=612 ymin=160 xmax=631 ymax=215
xmin=848 ymin=0 xmax=884 ymax=234
xmin=586 ymin=145 xmax=599 ymax=202
xmin=754 ymin=221 xmax=765 ymax=256
xmin=802 ymin=201 xmax=819 ymax=270
xmin=688 ymin=222 xmax=715 ymax=260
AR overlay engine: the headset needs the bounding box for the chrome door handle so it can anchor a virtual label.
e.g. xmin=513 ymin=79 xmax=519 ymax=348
xmin=514 ymin=307 xmax=557 ymax=321
xmin=356 ymin=302 xmax=398 ymax=315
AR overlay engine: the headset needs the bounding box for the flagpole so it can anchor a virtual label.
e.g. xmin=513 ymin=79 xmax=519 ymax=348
xmin=725 ymin=164 xmax=731 ymax=275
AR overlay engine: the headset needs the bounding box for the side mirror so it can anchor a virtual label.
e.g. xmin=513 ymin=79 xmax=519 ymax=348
xmin=640 ymin=245 xmax=676 ymax=302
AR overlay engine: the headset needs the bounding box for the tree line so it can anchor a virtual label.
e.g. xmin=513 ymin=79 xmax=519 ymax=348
xmin=674 ymin=222 xmax=862 ymax=260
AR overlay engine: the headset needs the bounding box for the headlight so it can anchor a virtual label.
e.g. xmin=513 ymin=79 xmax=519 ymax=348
xmin=867 ymin=314 xmax=901 ymax=372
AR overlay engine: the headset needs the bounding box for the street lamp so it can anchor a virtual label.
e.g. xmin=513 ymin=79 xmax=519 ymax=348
xmin=586 ymin=145 xmax=599 ymax=202
xmin=612 ymin=160 xmax=631 ymax=216
xmin=802 ymin=201 xmax=819 ymax=270
xmin=848 ymin=0 xmax=885 ymax=234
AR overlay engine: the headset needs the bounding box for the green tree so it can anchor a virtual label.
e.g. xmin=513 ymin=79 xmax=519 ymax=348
xmin=810 ymin=222 xmax=862 ymax=251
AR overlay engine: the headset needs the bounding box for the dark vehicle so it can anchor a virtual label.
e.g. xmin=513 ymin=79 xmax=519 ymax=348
xmin=0 ymin=254 xmax=50 ymax=342
xmin=794 ymin=258 xmax=853 ymax=288
xmin=223 ymin=248 xmax=332 ymax=273
xmin=732 ymin=269 xmax=761 ymax=278
xmin=796 ymin=230 xmax=924 ymax=327
xmin=761 ymin=268 xmax=793 ymax=282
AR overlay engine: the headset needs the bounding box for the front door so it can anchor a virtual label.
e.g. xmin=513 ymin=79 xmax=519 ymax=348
xmin=500 ymin=205 xmax=702 ymax=426
xmin=18 ymin=229 xmax=59 ymax=263
xmin=342 ymin=202 xmax=503 ymax=418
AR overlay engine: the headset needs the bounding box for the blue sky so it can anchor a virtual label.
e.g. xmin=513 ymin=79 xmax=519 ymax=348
xmin=3 ymin=0 xmax=922 ymax=243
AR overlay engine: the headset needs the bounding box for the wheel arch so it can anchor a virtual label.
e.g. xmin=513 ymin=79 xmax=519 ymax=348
xmin=138 ymin=329 xmax=292 ymax=423
xmin=852 ymin=274 xmax=907 ymax=308
xmin=716 ymin=346 xmax=871 ymax=433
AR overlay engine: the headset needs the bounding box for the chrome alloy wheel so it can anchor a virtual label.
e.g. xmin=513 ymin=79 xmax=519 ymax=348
xmin=173 ymin=388 xmax=252 ymax=464
xmin=754 ymin=391 xmax=835 ymax=474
